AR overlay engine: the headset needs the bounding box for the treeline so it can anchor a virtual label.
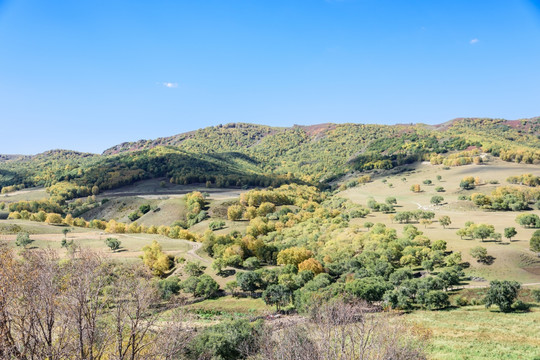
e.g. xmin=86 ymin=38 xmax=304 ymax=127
xmin=470 ymin=186 xmax=540 ymax=211
xmin=507 ymin=174 xmax=540 ymax=187
xmin=429 ymin=149 xmax=484 ymax=167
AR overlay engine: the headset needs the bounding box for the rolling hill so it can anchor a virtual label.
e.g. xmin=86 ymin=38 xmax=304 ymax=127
xmin=0 ymin=117 xmax=539 ymax=192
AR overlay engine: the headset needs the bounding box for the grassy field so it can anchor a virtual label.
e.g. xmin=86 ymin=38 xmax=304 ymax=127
xmin=1 ymin=187 xmax=49 ymax=203
xmin=341 ymin=159 xmax=540 ymax=284
xmin=185 ymin=295 xmax=273 ymax=316
xmin=406 ymin=306 xmax=540 ymax=359
xmin=0 ymin=220 xmax=194 ymax=262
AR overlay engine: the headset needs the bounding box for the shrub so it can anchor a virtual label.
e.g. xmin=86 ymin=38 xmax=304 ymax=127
xmin=105 ymin=237 xmax=121 ymax=252
xmin=158 ymin=277 xmax=181 ymax=299
xmin=128 ymin=211 xmax=140 ymax=221
xmin=511 ymin=300 xmax=530 ymax=312
xmin=243 ymin=257 xmax=261 ymax=270
xmin=454 ymin=295 xmax=469 ymax=307
xmin=531 ymin=289 xmax=540 ymax=302
xmin=209 ymin=220 xmax=226 ymax=231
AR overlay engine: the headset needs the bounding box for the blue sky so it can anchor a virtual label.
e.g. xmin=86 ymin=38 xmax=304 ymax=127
xmin=1 ymin=0 xmax=540 ymax=154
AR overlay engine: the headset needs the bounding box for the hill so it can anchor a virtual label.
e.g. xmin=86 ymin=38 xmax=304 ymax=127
xmin=0 ymin=117 xmax=539 ymax=192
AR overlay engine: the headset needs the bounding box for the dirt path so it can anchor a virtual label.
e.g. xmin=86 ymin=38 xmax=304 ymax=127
xmin=183 ymin=240 xmax=207 ymax=263
xmin=458 ymin=282 xmax=540 ymax=289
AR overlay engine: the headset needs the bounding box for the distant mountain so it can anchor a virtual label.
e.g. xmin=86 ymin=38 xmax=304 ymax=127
xmin=1 ymin=117 xmax=539 ymax=191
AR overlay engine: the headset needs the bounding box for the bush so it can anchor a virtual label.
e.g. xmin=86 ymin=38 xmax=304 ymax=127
xmin=422 ymin=290 xmax=450 ymax=310
xmin=158 ymin=277 xmax=181 ymax=299
xmin=105 ymin=237 xmax=121 ymax=252
xmin=128 ymin=211 xmax=140 ymax=221
xmin=243 ymin=257 xmax=261 ymax=270
xmin=454 ymin=295 xmax=469 ymax=307
xmin=511 ymin=300 xmax=530 ymax=312
xmin=15 ymin=232 xmax=32 ymax=248
xmin=139 ymin=204 xmax=151 ymax=214
xmin=531 ymin=289 xmax=540 ymax=302
xmin=209 ymin=220 xmax=226 ymax=231
xmin=195 ymin=274 xmax=220 ymax=298
xmin=186 ymin=319 xmax=263 ymax=360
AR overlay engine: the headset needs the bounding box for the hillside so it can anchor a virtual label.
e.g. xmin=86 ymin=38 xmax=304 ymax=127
xmin=0 ymin=117 xmax=539 ymax=192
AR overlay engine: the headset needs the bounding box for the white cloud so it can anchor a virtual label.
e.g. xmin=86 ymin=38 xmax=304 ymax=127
xmin=470 ymin=38 xmax=479 ymax=45
xmin=162 ymin=82 xmax=178 ymax=88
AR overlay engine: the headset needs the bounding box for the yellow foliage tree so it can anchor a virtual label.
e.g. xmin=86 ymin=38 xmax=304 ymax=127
xmin=298 ymin=258 xmax=323 ymax=274
xmin=141 ymin=240 xmax=173 ymax=276
xmin=277 ymin=247 xmax=313 ymax=266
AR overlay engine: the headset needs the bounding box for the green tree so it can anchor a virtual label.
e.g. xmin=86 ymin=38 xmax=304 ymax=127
xmin=15 ymin=232 xmax=32 ymax=248
xmin=262 ymin=284 xmax=291 ymax=311
xmin=212 ymin=258 xmax=226 ymax=275
xmin=105 ymin=237 xmax=121 ymax=252
xmin=516 ymin=213 xmax=540 ymax=228
xmin=484 ymin=280 xmax=521 ymax=312
xmin=236 ymin=271 xmax=261 ymax=296
xmin=209 ymin=220 xmax=226 ymax=231
xmin=243 ymin=257 xmax=261 ymax=270
xmin=473 ymin=224 xmax=495 ymax=242
xmin=195 ymin=274 xmax=220 ymax=298
xmin=469 ymin=246 xmax=488 ymax=263
xmin=504 ymin=227 xmax=517 ymax=242
xmin=345 ymin=277 xmax=392 ymax=303
xmin=62 ymin=228 xmax=70 ymax=239
xmin=530 ymin=230 xmax=540 ymax=255
xmin=185 ymin=261 xmax=206 ymax=277
xmin=430 ymin=195 xmax=444 ymax=205
xmin=421 ymin=290 xmax=450 ymax=310
xmin=158 ymin=277 xmax=181 ymax=300
xmin=187 ymin=319 xmax=262 ymax=360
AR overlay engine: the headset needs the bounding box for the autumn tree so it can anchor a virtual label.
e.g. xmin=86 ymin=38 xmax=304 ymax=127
xmin=277 ymin=247 xmax=313 ymax=266
xmin=141 ymin=240 xmax=174 ymax=276
xmin=227 ymin=204 xmax=244 ymax=221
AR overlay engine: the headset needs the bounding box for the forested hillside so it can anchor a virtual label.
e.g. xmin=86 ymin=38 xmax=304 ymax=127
xmin=1 ymin=117 xmax=539 ymax=192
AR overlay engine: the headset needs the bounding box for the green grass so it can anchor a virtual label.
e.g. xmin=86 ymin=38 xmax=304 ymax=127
xmin=185 ymin=295 xmax=273 ymax=315
xmin=1 ymin=187 xmax=49 ymax=202
xmin=406 ymin=306 xmax=540 ymax=359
